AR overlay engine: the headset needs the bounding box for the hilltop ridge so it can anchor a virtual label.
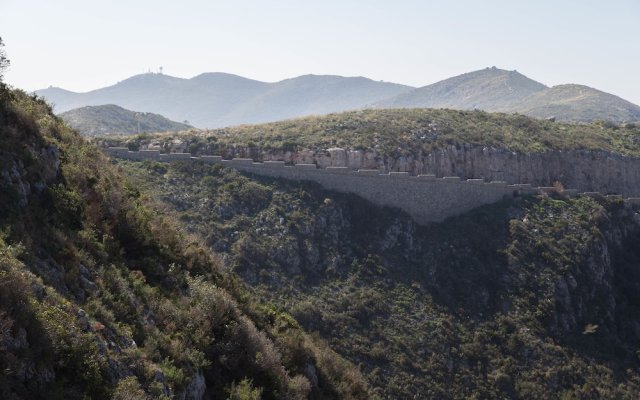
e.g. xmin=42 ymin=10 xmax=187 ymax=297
xmin=375 ymin=67 xmax=548 ymax=110
xmin=36 ymin=67 xmax=640 ymax=128
xmin=60 ymin=104 xmax=193 ymax=136
xmin=378 ymin=68 xmax=640 ymax=123
xmin=509 ymin=84 xmax=640 ymax=122
xmin=98 ymin=108 xmax=640 ymax=196
xmin=36 ymin=72 xmax=412 ymax=128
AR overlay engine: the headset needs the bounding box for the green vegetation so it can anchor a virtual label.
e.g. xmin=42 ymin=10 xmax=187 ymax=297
xmin=60 ymin=104 xmax=194 ymax=136
xmin=7 ymin=64 xmax=640 ymax=398
xmin=122 ymin=159 xmax=640 ymax=399
xmin=0 ymin=87 xmax=372 ymax=398
xmin=103 ymin=108 xmax=640 ymax=158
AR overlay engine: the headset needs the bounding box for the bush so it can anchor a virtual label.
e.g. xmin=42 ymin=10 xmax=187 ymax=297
xmin=228 ymin=379 xmax=262 ymax=400
xmin=112 ymin=377 xmax=150 ymax=400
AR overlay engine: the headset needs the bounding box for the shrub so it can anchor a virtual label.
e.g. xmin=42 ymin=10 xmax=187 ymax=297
xmin=112 ymin=377 xmax=150 ymax=400
xmin=228 ymin=379 xmax=262 ymax=400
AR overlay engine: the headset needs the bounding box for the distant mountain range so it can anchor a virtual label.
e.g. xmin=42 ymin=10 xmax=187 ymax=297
xmin=60 ymin=104 xmax=192 ymax=136
xmin=37 ymin=68 xmax=640 ymax=128
xmin=376 ymin=67 xmax=640 ymax=123
xmin=39 ymin=73 xmax=410 ymax=128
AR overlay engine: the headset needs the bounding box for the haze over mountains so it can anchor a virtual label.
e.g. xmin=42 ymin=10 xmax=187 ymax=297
xmin=377 ymin=67 xmax=640 ymax=123
xmin=37 ymin=67 xmax=640 ymax=129
xmin=505 ymin=84 xmax=640 ymax=123
xmin=38 ymin=73 xmax=411 ymax=128
xmin=375 ymin=67 xmax=547 ymax=110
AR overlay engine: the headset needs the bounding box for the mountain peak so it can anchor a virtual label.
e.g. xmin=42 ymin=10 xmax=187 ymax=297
xmin=190 ymin=72 xmax=264 ymax=82
xmin=115 ymin=72 xmax=186 ymax=88
xmin=377 ymin=67 xmax=547 ymax=110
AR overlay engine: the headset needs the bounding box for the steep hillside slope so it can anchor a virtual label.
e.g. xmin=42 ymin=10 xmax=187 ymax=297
xmin=121 ymin=158 xmax=640 ymax=399
xmin=36 ymin=73 xmax=412 ymax=128
xmin=0 ymin=88 xmax=371 ymax=399
xmin=510 ymin=84 xmax=640 ymax=122
xmin=376 ymin=67 xmax=547 ymax=110
xmin=60 ymin=104 xmax=193 ymax=136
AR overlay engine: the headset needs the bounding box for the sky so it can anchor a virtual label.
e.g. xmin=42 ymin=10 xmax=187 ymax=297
xmin=1 ymin=0 xmax=639 ymax=104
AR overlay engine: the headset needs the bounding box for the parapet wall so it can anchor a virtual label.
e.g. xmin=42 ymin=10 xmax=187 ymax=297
xmin=104 ymin=148 xmax=639 ymax=224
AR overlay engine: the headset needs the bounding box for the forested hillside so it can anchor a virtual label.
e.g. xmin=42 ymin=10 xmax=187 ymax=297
xmin=121 ymin=158 xmax=640 ymax=399
xmin=5 ymin=62 xmax=640 ymax=400
xmin=0 ymin=86 xmax=371 ymax=399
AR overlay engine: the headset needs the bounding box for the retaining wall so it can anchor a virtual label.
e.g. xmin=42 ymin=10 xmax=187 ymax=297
xmin=104 ymin=148 xmax=639 ymax=224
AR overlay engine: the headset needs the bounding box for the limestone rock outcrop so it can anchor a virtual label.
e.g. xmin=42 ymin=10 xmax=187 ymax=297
xmin=243 ymin=145 xmax=640 ymax=196
xmin=102 ymin=137 xmax=640 ymax=196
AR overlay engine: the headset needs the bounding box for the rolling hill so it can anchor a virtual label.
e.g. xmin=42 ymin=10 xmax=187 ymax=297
xmin=36 ymin=73 xmax=412 ymax=128
xmin=375 ymin=67 xmax=548 ymax=110
xmin=508 ymin=84 xmax=640 ymax=122
xmin=36 ymin=68 xmax=640 ymax=128
xmin=60 ymin=104 xmax=193 ymax=136
xmin=99 ymin=107 xmax=640 ymax=199
xmin=377 ymin=68 xmax=640 ymax=123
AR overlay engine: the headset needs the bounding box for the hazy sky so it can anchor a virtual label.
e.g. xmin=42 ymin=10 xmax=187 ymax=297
xmin=1 ymin=0 xmax=639 ymax=104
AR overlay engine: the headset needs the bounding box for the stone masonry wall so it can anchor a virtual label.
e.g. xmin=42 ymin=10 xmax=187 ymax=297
xmin=214 ymin=145 xmax=640 ymax=197
xmin=105 ymin=147 xmax=639 ymax=225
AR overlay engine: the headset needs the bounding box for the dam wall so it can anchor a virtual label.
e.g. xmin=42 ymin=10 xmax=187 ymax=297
xmin=104 ymin=148 xmax=637 ymax=224
xmin=220 ymin=159 xmax=518 ymax=224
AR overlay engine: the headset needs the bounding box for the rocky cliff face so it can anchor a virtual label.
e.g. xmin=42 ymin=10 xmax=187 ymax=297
xmin=547 ymin=204 xmax=640 ymax=357
xmin=257 ymin=146 xmax=640 ymax=196
xmin=0 ymin=145 xmax=60 ymax=208
xmin=117 ymin=137 xmax=640 ymax=197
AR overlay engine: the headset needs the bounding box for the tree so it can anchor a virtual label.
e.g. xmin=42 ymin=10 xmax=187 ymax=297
xmin=0 ymin=36 xmax=9 ymax=82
